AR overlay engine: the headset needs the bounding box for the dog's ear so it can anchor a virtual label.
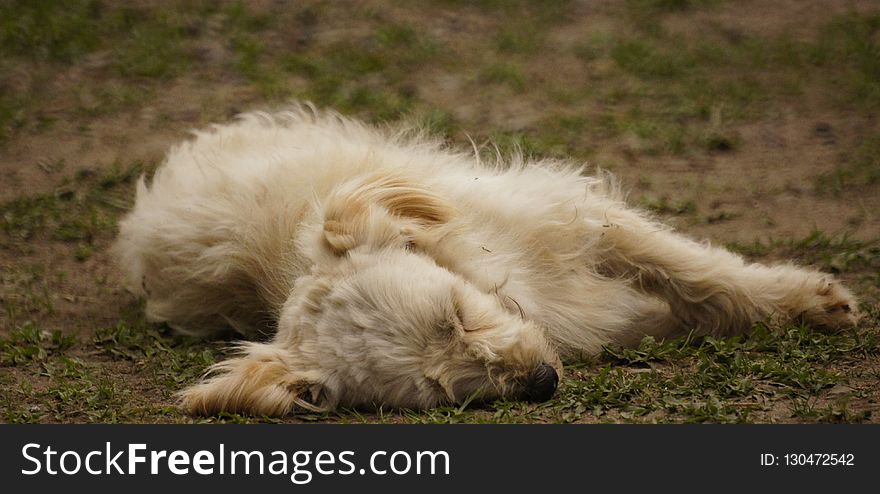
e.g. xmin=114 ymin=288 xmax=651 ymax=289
xmin=321 ymin=173 xmax=454 ymax=255
xmin=178 ymin=343 xmax=329 ymax=416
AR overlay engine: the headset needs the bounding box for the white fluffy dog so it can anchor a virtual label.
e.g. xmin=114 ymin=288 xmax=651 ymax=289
xmin=115 ymin=106 xmax=858 ymax=416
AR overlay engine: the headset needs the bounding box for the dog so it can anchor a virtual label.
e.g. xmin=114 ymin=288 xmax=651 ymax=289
xmin=114 ymin=105 xmax=859 ymax=416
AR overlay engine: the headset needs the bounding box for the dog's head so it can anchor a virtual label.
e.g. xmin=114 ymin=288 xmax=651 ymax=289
xmin=277 ymin=173 xmax=561 ymax=410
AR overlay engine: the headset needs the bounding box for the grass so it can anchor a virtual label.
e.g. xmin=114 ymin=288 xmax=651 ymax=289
xmin=812 ymin=14 xmax=880 ymax=110
xmin=113 ymin=19 xmax=189 ymax=79
xmin=0 ymin=323 xmax=75 ymax=365
xmin=0 ymin=162 xmax=142 ymax=256
xmin=351 ymin=323 xmax=879 ymax=424
xmin=0 ymin=91 xmax=28 ymax=144
xmin=479 ymin=63 xmax=527 ymax=91
xmin=92 ymin=318 xmax=219 ymax=390
xmin=726 ymin=230 xmax=880 ymax=276
xmin=611 ymin=39 xmax=691 ymax=79
xmin=639 ymin=195 xmax=698 ymax=216
xmin=1 ymin=305 xmax=224 ymax=423
xmin=495 ymin=24 xmax=546 ymax=55
xmin=275 ymin=22 xmax=444 ymax=119
xmin=815 ymin=136 xmax=880 ymax=195
xmin=626 ymin=0 xmax=720 ymax=12
xmin=1 ymin=1 xmax=875 ymax=149
xmin=577 ymin=30 xmax=766 ymax=155
xmin=563 ymin=10 xmax=878 ymax=155
xmin=0 ymin=0 xmax=101 ymax=63
xmin=73 ymin=81 xmax=156 ymax=118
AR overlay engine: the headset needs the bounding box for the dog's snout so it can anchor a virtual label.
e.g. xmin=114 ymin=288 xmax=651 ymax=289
xmin=522 ymin=363 xmax=559 ymax=402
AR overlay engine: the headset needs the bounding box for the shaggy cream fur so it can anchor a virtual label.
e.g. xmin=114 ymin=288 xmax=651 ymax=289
xmin=115 ymin=105 xmax=858 ymax=416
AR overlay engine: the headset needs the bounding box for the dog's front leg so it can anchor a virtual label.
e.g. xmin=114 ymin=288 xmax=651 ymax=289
xmin=178 ymin=342 xmax=325 ymax=416
xmin=593 ymin=205 xmax=858 ymax=335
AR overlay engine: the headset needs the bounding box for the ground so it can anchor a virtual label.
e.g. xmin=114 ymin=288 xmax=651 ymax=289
xmin=1 ymin=0 xmax=878 ymax=423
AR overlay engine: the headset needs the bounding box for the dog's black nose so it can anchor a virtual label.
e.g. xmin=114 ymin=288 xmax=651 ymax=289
xmin=522 ymin=363 xmax=559 ymax=402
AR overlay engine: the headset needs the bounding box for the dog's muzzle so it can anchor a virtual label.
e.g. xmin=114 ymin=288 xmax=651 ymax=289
xmin=520 ymin=363 xmax=559 ymax=402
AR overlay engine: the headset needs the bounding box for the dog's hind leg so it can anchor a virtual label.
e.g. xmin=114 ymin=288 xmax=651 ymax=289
xmin=590 ymin=204 xmax=858 ymax=336
xmin=178 ymin=342 xmax=324 ymax=416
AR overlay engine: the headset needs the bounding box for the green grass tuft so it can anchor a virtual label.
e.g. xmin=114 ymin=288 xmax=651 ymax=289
xmin=0 ymin=162 xmax=142 ymax=253
xmin=815 ymin=136 xmax=880 ymax=195
xmin=113 ymin=20 xmax=189 ymax=79
xmin=479 ymin=63 xmax=527 ymax=91
xmin=0 ymin=0 xmax=101 ymax=63
xmin=1 ymin=323 xmax=75 ymax=365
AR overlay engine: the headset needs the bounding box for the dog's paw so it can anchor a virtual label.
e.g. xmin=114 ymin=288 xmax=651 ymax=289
xmin=176 ymin=352 xmax=328 ymax=416
xmin=791 ymin=276 xmax=859 ymax=331
xmin=177 ymin=384 xmax=218 ymax=416
xmin=177 ymin=373 xmax=301 ymax=417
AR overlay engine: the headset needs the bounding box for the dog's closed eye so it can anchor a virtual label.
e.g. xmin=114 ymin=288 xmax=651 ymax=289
xmin=450 ymin=296 xmax=494 ymax=333
xmin=437 ymin=297 xmax=468 ymax=335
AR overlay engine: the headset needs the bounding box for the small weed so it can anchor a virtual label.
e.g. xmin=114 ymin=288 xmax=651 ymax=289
xmin=1 ymin=323 xmax=75 ymax=365
xmin=811 ymin=14 xmax=880 ymax=110
xmin=495 ymin=25 xmax=545 ymax=55
xmin=640 ymin=195 xmax=698 ymax=216
xmin=727 ymin=230 xmax=880 ymax=274
xmin=0 ymin=90 xmax=28 ymax=144
xmin=222 ymin=0 xmax=273 ymax=33
xmin=627 ymin=0 xmax=720 ymax=12
xmin=815 ymin=136 xmax=880 ymax=195
xmin=114 ymin=20 xmax=188 ymax=79
xmin=230 ymin=35 xmax=290 ymax=99
xmin=479 ymin=63 xmax=527 ymax=91
xmin=0 ymin=0 xmax=101 ymax=63
xmin=612 ymin=38 xmax=691 ymax=78
xmin=704 ymin=210 xmax=739 ymax=224
xmin=703 ymin=131 xmax=738 ymax=152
